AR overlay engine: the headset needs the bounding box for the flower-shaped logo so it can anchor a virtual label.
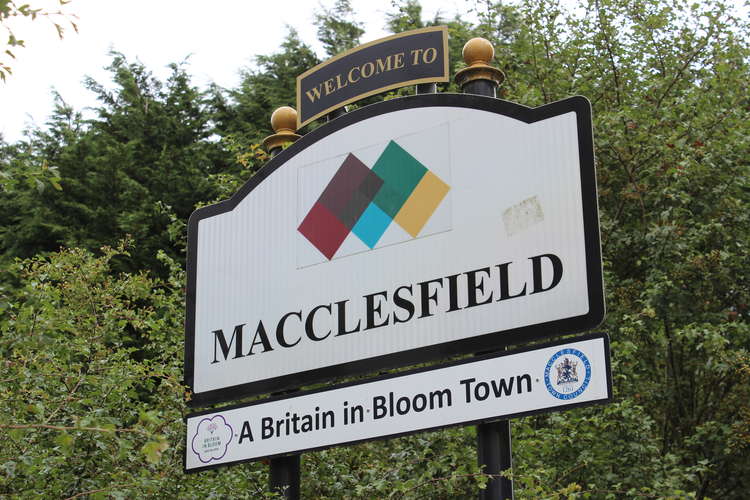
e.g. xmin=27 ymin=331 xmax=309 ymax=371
xmin=191 ymin=415 xmax=233 ymax=463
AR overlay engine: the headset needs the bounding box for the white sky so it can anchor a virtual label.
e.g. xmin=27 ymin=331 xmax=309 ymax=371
xmin=0 ymin=0 xmax=468 ymax=143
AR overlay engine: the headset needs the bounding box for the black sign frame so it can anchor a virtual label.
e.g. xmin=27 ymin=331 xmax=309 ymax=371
xmin=185 ymin=93 xmax=605 ymax=408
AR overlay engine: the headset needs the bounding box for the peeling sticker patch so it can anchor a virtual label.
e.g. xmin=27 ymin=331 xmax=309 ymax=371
xmin=503 ymin=196 xmax=544 ymax=236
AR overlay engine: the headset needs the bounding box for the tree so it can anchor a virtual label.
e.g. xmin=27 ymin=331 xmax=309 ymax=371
xmin=314 ymin=0 xmax=364 ymax=57
xmin=0 ymin=244 xmax=280 ymax=498
xmin=0 ymin=95 xmax=78 ymax=261
xmin=488 ymin=0 xmax=750 ymax=496
xmin=0 ymin=53 xmax=228 ymax=274
xmin=210 ymin=29 xmax=320 ymax=151
xmin=385 ymin=0 xmax=476 ymax=94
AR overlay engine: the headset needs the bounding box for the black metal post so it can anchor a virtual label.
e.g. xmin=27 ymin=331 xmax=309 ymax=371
xmin=266 ymin=143 xmax=302 ymax=500
xmin=463 ymin=79 xmax=496 ymax=98
xmin=456 ymin=38 xmax=512 ymax=500
xmin=477 ymin=420 xmax=514 ymax=500
xmin=269 ymin=454 xmax=301 ymax=499
xmin=416 ymin=82 xmax=437 ymax=94
xmin=327 ymin=106 xmax=347 ymax=122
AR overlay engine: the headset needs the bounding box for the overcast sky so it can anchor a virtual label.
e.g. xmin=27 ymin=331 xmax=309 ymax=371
xmin=0 ymin=0 xmax=471 ymax=143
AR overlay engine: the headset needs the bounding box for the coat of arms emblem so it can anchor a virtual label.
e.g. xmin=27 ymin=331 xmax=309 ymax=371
xmin=556 ymin=357 xmax=579 ymax=385
xmin=544 ymin=348 xmax=592 ymax=400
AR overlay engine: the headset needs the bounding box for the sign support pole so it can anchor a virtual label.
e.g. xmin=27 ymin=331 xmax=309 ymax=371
xmin=263 ymin=106 xmax=303 ymax=500
xmin=269 ymin=455 xmax=301 ymax=499
xmin=477 ymin=420 xmax=514 ymax=499
xmin=266 ymin=98 xmax=350 ymax=498
xmin=416 ymin=82 xmax=437 ymax=94
xmin=456 ymin=37 xmax=514 ymax=500
xmin=326 ymin=106 xmax=347 ymax=122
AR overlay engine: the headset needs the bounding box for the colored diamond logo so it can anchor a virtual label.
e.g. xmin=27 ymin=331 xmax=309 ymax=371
xmin=298 ymin=140 xmax=450 ymax=260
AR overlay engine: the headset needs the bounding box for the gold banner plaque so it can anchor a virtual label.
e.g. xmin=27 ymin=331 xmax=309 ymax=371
xmin=296 ymin=26 xmax=449 ymax=128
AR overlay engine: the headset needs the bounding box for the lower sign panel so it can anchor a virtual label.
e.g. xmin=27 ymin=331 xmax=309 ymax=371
xmin=185 ymin=333 xmax=611 ymax=472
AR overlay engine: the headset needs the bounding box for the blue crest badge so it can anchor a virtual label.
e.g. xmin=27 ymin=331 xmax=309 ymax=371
xmin=544 ymin=348 xmax=591 ymax=400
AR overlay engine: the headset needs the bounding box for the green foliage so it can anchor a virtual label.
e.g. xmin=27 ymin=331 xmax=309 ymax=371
xmin=0 ymin=54 xmax=230 ymax=274
xmin=385 ymin=0 xmax=431 ymax=32
xmin=301 ymin=427 xmax=486 ymax=498
xmin=384 ymin=0 xmax=479 ymax=95
xmin=0 ymin=244 xmax=281 ymax=498
xmin=0 ymin=127 xmax=63 ymax=195
xmin=0 ymin=243 xmax=176 ymax=496
xmin=314 ymin=0 xmax=364 ymax=57
xmin=210 ymin=29 xmax=320 ymax=144
xmin=488 ymin=0 xmax=750 ymax=496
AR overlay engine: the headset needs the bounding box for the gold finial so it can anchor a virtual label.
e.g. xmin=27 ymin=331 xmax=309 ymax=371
xmin=455 ymin=37 xmax=505 ymax=90
xmin=270 ymin=106 xmax=298 ymax=134
xmin=462 ymin=37 xmax=494 ymax=66
xmin=263 ymin=106 xmax=301 ymax=153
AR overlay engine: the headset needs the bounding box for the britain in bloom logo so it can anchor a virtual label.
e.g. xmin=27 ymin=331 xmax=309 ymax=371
xmin=298 ymin=140 xmax=450 ymax=260
xmin=191 ymin=415 xmax=233 ymax=464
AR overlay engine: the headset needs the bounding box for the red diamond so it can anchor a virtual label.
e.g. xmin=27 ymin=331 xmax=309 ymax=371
xmin=298 ymin=202 xmax=350 ymax=260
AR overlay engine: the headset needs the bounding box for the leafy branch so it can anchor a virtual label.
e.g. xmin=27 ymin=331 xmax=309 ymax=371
xmin=0 ymin=0 xmax=78 ymax=81
xmin=0 ymin=423 xmax=150 ymax=435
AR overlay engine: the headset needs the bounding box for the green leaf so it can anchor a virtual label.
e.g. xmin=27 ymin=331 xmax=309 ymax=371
xmin=54 ymin=431 xmax=74 ymax=451
xmin=140 ymin=438 xmax=169 ymax=464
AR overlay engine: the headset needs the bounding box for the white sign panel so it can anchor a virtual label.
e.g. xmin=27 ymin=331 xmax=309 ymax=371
xmin=185 ymin=334 xmax=611 ymax=471
xmin=185 ymin=94 xmax=604 ymax=406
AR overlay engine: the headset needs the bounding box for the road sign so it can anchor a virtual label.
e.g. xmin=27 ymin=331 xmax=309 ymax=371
xmin=185 ymin=93 xmax=604 ymax=406
xmin=185 ymin=333 xmax=611 ymax=472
